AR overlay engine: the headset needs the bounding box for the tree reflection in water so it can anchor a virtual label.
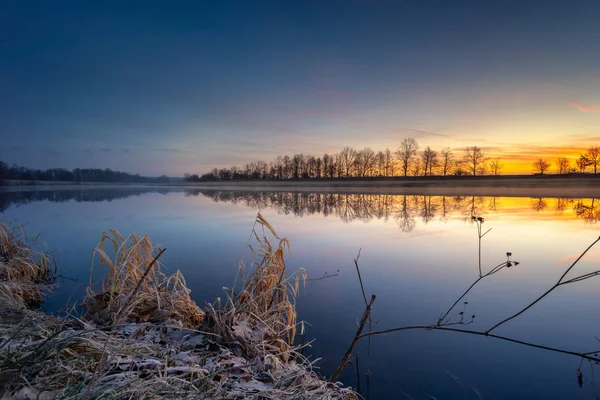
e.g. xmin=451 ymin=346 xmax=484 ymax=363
xmin=2 ymin=189 xmax=600 ymax=232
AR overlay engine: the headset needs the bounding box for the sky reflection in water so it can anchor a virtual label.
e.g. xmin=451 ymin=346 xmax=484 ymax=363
xmin=1 ymin=187 xmax=600 ymax=399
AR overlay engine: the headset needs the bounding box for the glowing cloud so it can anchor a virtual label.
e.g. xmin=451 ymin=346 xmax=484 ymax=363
xmin=569 ymin=101 xmax=600 ymax=114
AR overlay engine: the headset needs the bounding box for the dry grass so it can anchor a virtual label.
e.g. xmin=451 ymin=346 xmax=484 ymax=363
xmin=84 ymin=229 xmax=204 ymax=328
xmin=207 ymin=213 xmax=308 ymax=360
xmin=0 ymin=221 xmax=55 ymax=310
xmin=0 ymin=215 xmax=356 ymax=399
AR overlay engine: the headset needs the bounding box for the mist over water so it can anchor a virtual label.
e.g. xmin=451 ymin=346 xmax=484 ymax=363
xmin=2 ymin=186 xmax=600 ymax=399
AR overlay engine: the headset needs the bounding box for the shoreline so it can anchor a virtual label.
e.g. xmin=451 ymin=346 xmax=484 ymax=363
xmin=0 ymin=217 xmax=356 ymax=399
xmin=3 ymin=175 xmax=600 ymax=198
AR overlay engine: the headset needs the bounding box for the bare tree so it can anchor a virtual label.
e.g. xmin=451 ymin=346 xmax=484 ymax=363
xmin=395 ymin=138 xmax=419 ymax=177
xmin=577 ymin=154 xmax=591 ymax=173
xmin=453 ymin=160 xmax=468 ymax=176
xmin=587 ymin=146 xmax=600 ymax=174
xmin=440 ymin=148 xmax=453 ymax=176
xmin=556 ymin=157 xmax=570 ymax=174
xmin=421 ymin=146 xmax=438 ymax=176
xmin=376 ymin=151 xmax=385 ymax=177
xmin=355 ymin=147 xmax=376 ymax=177
xmin=383 ymin=148 xmax=395 ymax=177
xmin=532 ymin=158 xmax=550 ymax=175
xmin=463 ymin=146 xmax=487 ymax=176
xmin=339 ymin=147 xmax=357 ymax=177
xmin=489 ymin=158 xmax=504 ymax=176
xmin=411 ymin=157 xmax=422 ymax=176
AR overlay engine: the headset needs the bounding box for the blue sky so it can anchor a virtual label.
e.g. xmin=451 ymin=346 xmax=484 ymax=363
xmin=2 ymin=0 xmax=600 ymax=175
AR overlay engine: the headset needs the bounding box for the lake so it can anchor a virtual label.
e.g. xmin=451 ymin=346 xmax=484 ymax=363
xmin=2 ymin=186 xmax=600 ymax=399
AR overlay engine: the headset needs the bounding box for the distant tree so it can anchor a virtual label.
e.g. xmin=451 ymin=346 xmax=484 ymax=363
xmin=0 ymin=160 xmax=7 ymax=178
xmin=453 ymin=161 xmax=468 ymax=176
xmin=577 ymin=154 xmax=591 ymax=173
xmin=463 ymin=146 xmax=487 ymax=176
xmin=586 ymin=146 xmax=600 ymax=174
xmin=440 ymin=148 xmax=453 ymax=176
xmin=421 ymin=146 xmax=438 ymax=176
xmin=339 ymin=147 xmax=357 ymax=177
xmin=376 ymin=151 xmax=385 ymax=177
xmin=411 ymin=157 xmax=422 ymax=176
xmin=396 ymin=138 xmax=419 ymax=177
xmin=489 ymin=158 xmax=504 ymax=176
xmin=355 ymin=147 xmax=376 ymax=177
xmin=556 ymin=157 xmax=571 ymax=174
xmin=532 ymin=158 xmax=551 ymax=175
xmin=383 ymin=148 xmax=395 ymax=177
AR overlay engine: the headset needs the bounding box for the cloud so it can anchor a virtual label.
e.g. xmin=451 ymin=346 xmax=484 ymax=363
xmin=123 ymin=148 xmax=133 ymax=154
xmin=401 ymin=128 xmax=456 ymax=140
xmin=569 ymin=101 xmax=600 ymax=114
xmin=99 ymin=148 xmax=112 ymax=153
xmin=568 ymin=134 xmax=600 ymax=143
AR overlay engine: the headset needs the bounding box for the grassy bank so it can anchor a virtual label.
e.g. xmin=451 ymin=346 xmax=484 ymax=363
xmin=0 ymin=216 xmax=355 ymax=399
xmin=4 ymin=174 xmax=600 ymax=198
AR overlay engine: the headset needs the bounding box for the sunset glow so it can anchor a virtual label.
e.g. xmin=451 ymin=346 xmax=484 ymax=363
xmin=1 ymin=2 xmax=599 ymax=177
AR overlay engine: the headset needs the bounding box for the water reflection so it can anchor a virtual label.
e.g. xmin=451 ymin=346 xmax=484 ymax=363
xmin=2 ymin=188 xmax=600 ymax=232
xmin=193 ymin=190 xmax=600 ymax=231
xmin=0 ymin=187 xmax=171 ymax=212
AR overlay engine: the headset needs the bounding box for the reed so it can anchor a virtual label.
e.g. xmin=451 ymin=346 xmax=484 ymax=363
xmin=0 ymin=216 xmax=356 ymax=399
xmin=0 ymin=221 xmax=55 ymax=309
xmin=84 ymin=229 xmax=204 ymax=328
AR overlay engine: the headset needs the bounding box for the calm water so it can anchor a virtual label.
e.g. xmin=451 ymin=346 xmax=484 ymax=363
xmin=2 ymin=187 xmax=600 ymax=399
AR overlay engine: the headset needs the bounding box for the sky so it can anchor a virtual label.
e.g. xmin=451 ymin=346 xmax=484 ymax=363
xmin=2 ymin=0 xmax=600 ymax=176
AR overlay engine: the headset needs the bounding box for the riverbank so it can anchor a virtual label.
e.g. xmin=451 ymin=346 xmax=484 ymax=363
xmin=0 ymin=216 xmax=355 ymax=399
xmin=3 ymin=174 xmax=600 ymax=198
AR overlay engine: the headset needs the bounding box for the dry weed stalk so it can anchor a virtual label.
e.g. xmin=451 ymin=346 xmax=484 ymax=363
xmin=1 ymin=216 xmax=356 ymax=399
xmin=84 ymin=229 xmax=204 ymax=328
xmin=211 ymin=212 xmax=308 ymax=359
xmin=343 ymin=216 xmax=600 ymax=395
xmin=0 ymin=221 xmax=55 ymax=309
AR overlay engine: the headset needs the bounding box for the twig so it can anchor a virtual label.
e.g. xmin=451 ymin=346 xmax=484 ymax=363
xmin=486 ymin=236 xmax=600 ymax=334
xmin=354 ymin=249 xmax=368 ymax=307
xmin=329 ymin=294 xmax=376 ymax=383
xmin=353 ymin=249 xmax=373 ymax=399
xmin=307 ymin=271 xmax=340 ymax=281
xmin=357 ymin=324 xmax=600 ymax=363
xmin=437 ymin=259 xmax=511 ymax=326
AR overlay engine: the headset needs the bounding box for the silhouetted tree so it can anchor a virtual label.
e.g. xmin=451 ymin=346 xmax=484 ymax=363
xmin=587 ymin=146 xmax=600 ymax=174
xmin=412 ymin=157 xmax=422 ymax=176
xmin=532 ymin=158 xmax=551 ymax=175
xmin=440 ymin=148 xmax=453 ymax=176
xmin=396 ymin=138 xmax=419 ymax=177
xmin=421 ymin=146 xmax=438 ymax=176
xmin=355 ymin=147 xmax=376 ymax=177
xmin=489 ymin=158 xmax=504 ymax=175
xmin=383 ymin=148 xmax=395 ymax=176
xmin=338 ymin=147 xmax=356 ymax=177
xmin=556 ymin=157 xmax=571 ymax=174
xmin=577 ymin=154 xmax=591 ymax=173
xmin=463 ymin=146 xmax=487 ymax=176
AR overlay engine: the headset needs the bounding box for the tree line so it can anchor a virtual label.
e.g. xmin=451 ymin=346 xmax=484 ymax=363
xmin=542 ymin=146 xmax=600 ymax=175
xmin=186 ymin=139 xmax=600 ymax=181
xmin=186 ymin=139 xmax=494 ymax=181
xmin=0 ymin=161 xmax=170 ymax=183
